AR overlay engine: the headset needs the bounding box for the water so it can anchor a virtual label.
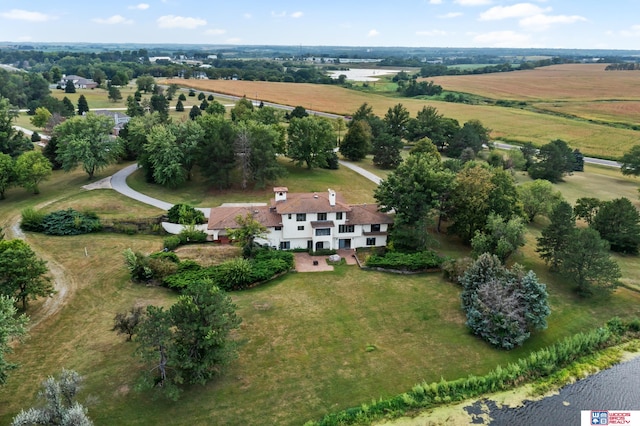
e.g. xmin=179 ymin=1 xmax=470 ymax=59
xmin=326 ymin=68 xmax=400 ymax=81
xmin=464 ymin=356 xmax=640 ymax=425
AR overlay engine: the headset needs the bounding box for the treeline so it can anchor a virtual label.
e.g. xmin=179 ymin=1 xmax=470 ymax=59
xmin=605 ymin=63 xmax=640 ymax=71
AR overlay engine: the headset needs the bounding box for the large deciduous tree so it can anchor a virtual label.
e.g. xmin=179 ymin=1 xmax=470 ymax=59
xmin=197 ymin=114 xmax=237 ymax=189
xmin=372 ymin=131 xmax=403 ymax=169
xmin=0 ymin=97 xmax=33 ymax=158
xmin=446 ymin=120 xmax=490 ymax=158
xmin=0 ymin=239 xmax=53 ymax=310
xmin=619 ymin=145 xmax=640 ymax=177
xmin=559 ymin=228 xmax=621 ymax=297
xmin=286 ymin=116 xmax=335 ymax=169
xmin=592 ymin=197 xmax=640 ymax=254
xmin=383 ymin=103 xmax=410 ymax=139
xmin=15 ymin=150 xmax=52 ymax=194
xmin=135 ymin=74 xmax=155 ymax=93
xmin=54 ymin=113 xmax=122 ymax=179
xmin=460 ymin=253 xmax=550 ymax=349
xmin=144 ymin=125 xmax=185 ymax=187
xmin=0 ymin=295 xmax=28 ymax=385
xmin=470 ymin=213 xmax=526 ymax=263
xmin=0 ymin=153 xmax=15 ymax=199
xmin=528 ymin=139 xmax=575 ymax=183
xmin=517 ymin=179 xmax=564 ymax=222
xmin=30 ymin=107 xmax=52 ymax=129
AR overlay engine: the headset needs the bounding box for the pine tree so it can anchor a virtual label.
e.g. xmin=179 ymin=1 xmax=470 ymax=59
xmin=537 ymin=200 xmax=575 ymax=270
xmin=77 ymin=95 xmax=89 ymax=115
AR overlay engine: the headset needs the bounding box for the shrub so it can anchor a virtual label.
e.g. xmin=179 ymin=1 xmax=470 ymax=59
xmin=167 ymin=204 xmax=206 ymax=225
xmin=31 ymin=131 xmax=41 ymax=142
xmin=215 ymin=258 xmax=253 ymax=291
xmin=164 ymin=235 xmax=181 ymax=251
xmin=149 ymin=251 xmax=180 ymax=263
xmin=39 ymin=208 xmax=102 ymax=236
xmin=178 ymin=226 xmax=207 ymax=244
xmin=365 ymin=250 xmax=444 ymax=271
xmin=441 ymin=257 xmax=474 ymax=284
xmin=20 ymin=207 xmax=46 ymax=232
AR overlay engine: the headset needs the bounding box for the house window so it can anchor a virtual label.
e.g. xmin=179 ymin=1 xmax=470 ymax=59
xmin=317 ymin=212 xmax=327 ymax=221
xmin=371 ymin=224 xmax=381 ymax=232
xmin=288 ymin=214 xmax=292 ymax=220
xmin=366 ymin=238 xmax=376 ymax=246
xmin=297 ymin=225 xmax=305 ymax=231
xmin=339 ymin=225 xmax=355 ymax=233
xmin=275 ymin=226 xmax=282 ymax=231
xmin=296 ymin=213 xmax=306 ymax=221
xmin=315 ymin=228 xmax=331 ymax=236
xmin=336 ymin=212 xmax=343 ymax=220
xmin=279 ymin=241 xmax=290 ymax=250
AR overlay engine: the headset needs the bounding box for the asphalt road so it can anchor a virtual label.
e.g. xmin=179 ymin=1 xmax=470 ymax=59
xmin=493 ymin=141 xmax=621 ymax=168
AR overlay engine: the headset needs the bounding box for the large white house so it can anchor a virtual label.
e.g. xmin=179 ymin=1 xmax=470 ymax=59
xmin=207 ymin=187 xmax=393 ymax=251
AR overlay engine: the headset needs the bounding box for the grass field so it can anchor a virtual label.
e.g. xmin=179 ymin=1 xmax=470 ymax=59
xmin=162 ymin=75 xmax=640 ymax=159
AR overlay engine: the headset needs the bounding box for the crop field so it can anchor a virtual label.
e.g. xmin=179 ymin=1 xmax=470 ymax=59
xmin=533 ymin=100 xmax=640 ymax=123
xmin=162 ymin=77 xmax=640 ymax=158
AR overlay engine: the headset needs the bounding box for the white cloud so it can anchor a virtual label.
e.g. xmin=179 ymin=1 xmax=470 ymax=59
xmin=128 ymin=3 xmax=149 ymax=10
xmin=367 ymin=29 xmax=379 ymax=37
xmin=429 ymin=0 xmax=443 ymax=4
xmin=290 ymin=11 xmax=303 ymax=18
xmin=204 ymin=28 xmax=226 ymax=36
xmin=0 ymin=9 xmax=53 ymax=22
xmin=616 ymin=24 xmax=640 ymax=37
xmin=519 ymin=14 xmax=586 ymax=31
xmin=243 ymin=13 xmax=252 ymax=19
xmin=157 ymin=15 xmax=206 ymax=29
xmin=474 ymin=30 xmax=531 ymax=47
xmin=93 ymin=15 xmax=133 ymax=25
xmin=479 ymin=3 xmax=550 ymax=21
xmin=439 ymin=12 xmax=463 ymax=19
xmin=271 ymin=11 xmax=286 ymax=18
xmin=455 ymin=0 xmax=492 ymax=6
xmin=416 ymin=29 xmax=448 ymax=36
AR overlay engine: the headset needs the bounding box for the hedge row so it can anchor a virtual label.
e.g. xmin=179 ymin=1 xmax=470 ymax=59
xmin=21 ymin=208 xmax=102 ymax=235
xmin=305 ymin=319 xmax=639 ymax=426
xmin=365 ymin=250 xmax=444 ymax=272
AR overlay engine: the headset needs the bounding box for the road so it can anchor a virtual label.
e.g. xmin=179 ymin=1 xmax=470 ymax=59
xmin=493 ymin=141 xmax=621 ymax=168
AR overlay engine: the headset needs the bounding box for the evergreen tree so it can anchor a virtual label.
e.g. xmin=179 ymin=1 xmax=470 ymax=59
xmin=77 ymin=94 xmax=89 ymax=115
xmin=536 ymin=201 xmax=575 ymax=270
xmin=340 ymin=119 xmax=371 ymax=161
xmin=372 ymin=131 xmax=404 ymax=169
xmin=592 ymin=197 xmax=640 ymax=254
xmin=61 ymin=96 xmax=75 ymax=117
xmin=64 ymin=79 xmax=76 ymax=94
xmin=175 ymin=99 xmax=184 ymax=112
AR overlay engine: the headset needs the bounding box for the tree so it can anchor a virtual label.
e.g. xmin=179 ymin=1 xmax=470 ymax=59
xmin=107 ymin=84 xmax=122 ymax=102
xmin=112 ymin=305 xmax=145 ymax=341
xmin=144 ymin=125 xmax=185 ymax=187
xmin=0 ymin=239 xmax=53 ymax=310
xmin=286 ymin=116 xmax=335 ymax=169
xmin=1 ymin=97 xmax=33 ymax=158
xmin=620 ymin=145 xmax=640 ymax=177
xmin=245 ymin=121 xmax=285 ymax=189
xmin=375 ymin=152 xmax=454 ymax=228
xmin=175 ymin=99 xmax=184 ymax=112
xmin=205 ymin=100 xmax=226 ymax=116
xmin=0 ymin=153 xmax=15 ymax=199
xmin=592 ymin=197 xmax=640 ymax=254
xmin=447 ymin=120 xmax=490 ymax=158
xmin=471 ymin=213 xmax=526 ymax=263
xmin=536 ymin=201 xmax=575 ymax=270
xmin=559 ymin=228 xmax=621 ymax=297
xmin=61 ymin=96 xmax=75 ymax=117
xmin=383 ymin=103 xmax=410 ymax=138
xmin=372 ymin=131 xmax=403 ymax=169
xmin=230 ymin=97 xmax=254 ymax=122
xmin=54 ymin=113 xmax=122 ymax=179
xmin=150 ymin=94 xmax=169 ymax=122
xmin=125 ymin=95 xmax=144 ymax=118
xmin=520 ymin=142 xmax=536 ymax=171
xmin=528 ymin=139 xmax=575 ymax=183
xmin=340 ymin=119 xmax=371 ymax=161
xmin=289 ymin=105 xmax=308 ymax=120
xmin=178 ymin=93 xmax=187 ymax=101
xmin=517 ymin=179 xmax=564 ymax=222
xmin=15 ymin=150 xmax=52 ymax=194
xmin=198 ymin=92 xmax=206 ymax=101
xmin=64 ymin=79 xmax=76 ymax=94
xmin=77 ymin=94 xmax=89 ymax=115
xmin=406 ymin=105 xmax=445 ymax=143
xmin=199 ymin=99 xmax=209 ymax=111
xmin=172 ymin=119 xmax=204 ymax=182
xmin=197 ymin=114 xmax=236 ymax=189
xmin=189 ymin=105 xmax=202 ymax=120
xmin=136 ymin=74 xmax=155 ymax=93
xmin=30 ymin=107 xmax=52 ymax=128
xmin=11 ymin=369 xmax=93 ymax=426
xmin=460 ymin=253 xmax=550 ymax=349
xmin=574 ymin=197 xmax=602 ymax=225
xmin=0 ymin=295 xmax=28 ymax=385
xmin=227 ymin=213 xmax=268 ymax=258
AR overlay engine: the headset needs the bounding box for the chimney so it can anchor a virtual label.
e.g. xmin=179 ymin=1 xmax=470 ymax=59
xmin=328 ymin=188 xmax=336 ymax=206
xmin=274 ymin=187 xmax=288 ymax=202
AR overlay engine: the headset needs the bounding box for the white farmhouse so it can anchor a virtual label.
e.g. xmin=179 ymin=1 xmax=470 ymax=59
xmin=207 ymin=187 xmax=393 ymax=251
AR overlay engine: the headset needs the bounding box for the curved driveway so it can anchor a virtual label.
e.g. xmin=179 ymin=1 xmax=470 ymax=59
xmin=108 ymin=161 xmax=381 ymax=214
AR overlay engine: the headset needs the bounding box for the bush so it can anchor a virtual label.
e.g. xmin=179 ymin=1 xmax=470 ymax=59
xmin=31 ymin=131 xmax=41 ymax=142
xmin=163 ymin=235 xmax=181 ymax=251
xmin=441 ymin=257 xmax=474 ymax=284
xmin=365 ymin=250 xmax=444 ymax=271
xmin=167 ymin=204 xmax=206 ymax=225
xmin=39 ymin=208 xmax=102 ymax=236
xmin=178 ymin=226 xmax=207 ymax=244
xmin=215 ymin=258 xmax=253 ymax=291
xmin=149 ymin=251 xmax=180 ymax=263
xmin=20 ymin=207 xmax=46 ymax=232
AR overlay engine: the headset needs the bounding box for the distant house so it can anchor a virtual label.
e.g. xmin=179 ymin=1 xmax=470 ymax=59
xmin=92 ymin=110 xmax=130 ymax=136
xmin=58 ymin=74 xmax=98 ymax=89
xmin=207 ymin=187 xmax=393 ymax=250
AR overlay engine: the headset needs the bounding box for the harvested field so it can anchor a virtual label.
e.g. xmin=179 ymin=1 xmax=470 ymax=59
xmin=533 ymin=100 xmax=640 ymax=124
xmin=428 ymin=63 xmax=640 ymax=102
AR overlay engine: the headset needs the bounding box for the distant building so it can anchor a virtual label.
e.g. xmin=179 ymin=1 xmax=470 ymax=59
xmin=92 ymin=110 xmax=130 ymax=136
xmin=59 ymin=74 xmax=98 ymax=89
xmin=207 ymin=187 xmax=393 ymax=250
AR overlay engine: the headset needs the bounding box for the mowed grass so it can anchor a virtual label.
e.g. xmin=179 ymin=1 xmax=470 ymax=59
xmin=163 ymin=77 xmax=640 ymax=159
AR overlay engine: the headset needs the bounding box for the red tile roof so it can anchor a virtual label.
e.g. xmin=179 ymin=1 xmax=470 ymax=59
xmin=207 ymin=206 xmax=281 ymax=230
xmin=271 ymin=191 xmax=351 ymax=214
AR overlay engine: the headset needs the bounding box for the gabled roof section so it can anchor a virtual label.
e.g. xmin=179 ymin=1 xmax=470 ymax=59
xmin=271 ymin=192 xmax=351 ymax=214
xmin=347 ymin=204 xmax=394 ymax=225
xmin=208 ymin=206 xmax=281 ymax=230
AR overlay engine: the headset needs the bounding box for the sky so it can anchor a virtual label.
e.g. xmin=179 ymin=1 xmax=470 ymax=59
xmin=1 ymin=1 xmax=640 ymax=50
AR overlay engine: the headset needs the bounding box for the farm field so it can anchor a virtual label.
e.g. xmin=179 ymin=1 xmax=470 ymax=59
xmin=163 ymin=74 xmax=640 ymax=159
xmin=1 ymin=157 xmax=640 ymax=425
